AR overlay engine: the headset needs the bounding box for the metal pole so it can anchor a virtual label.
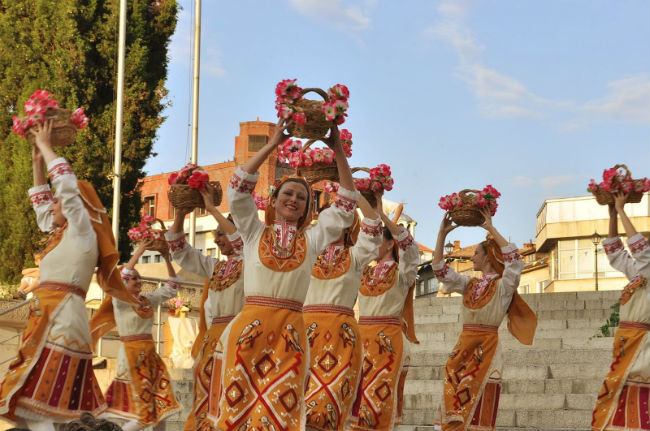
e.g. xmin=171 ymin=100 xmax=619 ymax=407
xmin=188 ymin=0 xmax=201 ymax=247
xmin=594 ymin=245 xmax=599 ymax=291
xmin=101 ymin=0 xmax=128 ymax=358
xmin=156 ymin=282 xmax=162 ymax=354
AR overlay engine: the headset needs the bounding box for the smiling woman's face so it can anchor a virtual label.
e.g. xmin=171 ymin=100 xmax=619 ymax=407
xmin=270 ymin=181 xmax=309 ymax=223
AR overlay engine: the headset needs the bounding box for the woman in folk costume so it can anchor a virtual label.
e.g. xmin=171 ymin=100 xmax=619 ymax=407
xmin=592 ymin=192 xmax=649 ymax=431
xmin=214 ymin=121 xmax=358 ymax=431
xmin=0 ymin=121 xmax=138 ymax=430
xmin=165 ymin=187 xmax=245 ymax=431
xmin=303 ymin=193 xmax=382 ymax=431
xmin=351 ymin=198 xmax=419 ymax=431
xmin=432 ymin=208 xmax=537 ymax=431
xmin=90 ymin=239 xmax=181 ymax=430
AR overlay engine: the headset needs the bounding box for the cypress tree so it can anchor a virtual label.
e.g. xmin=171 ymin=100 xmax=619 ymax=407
xmin=0 ymin=0 xmax=178 ymax=282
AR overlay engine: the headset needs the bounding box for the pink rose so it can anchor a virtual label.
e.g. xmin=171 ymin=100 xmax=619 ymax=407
xmin=168 ymin=172 xmax=179 ymax=185
xmin=301 ymin=152 xmax=313 ymax=167
xmin=322 ymin=102 xmax=337 ymax=121
xmin=288 ymin=152 xmax=302 ymax=169
xmin=277 ymin=103 xmax=293 ymax=119
xmin=292 ymin=112 xmax=306 ymax=125
xmin=322 ymin=148 xmax=335 ymax=164
xmin=70 ymin=108 xmax=89 ymax=129
xmin=328 ymin=84 xmax=350 ymax=101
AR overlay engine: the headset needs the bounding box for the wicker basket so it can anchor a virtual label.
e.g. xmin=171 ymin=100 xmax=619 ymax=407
xmin=26 ymin=108 xmax=77 ymax=147
xmin=592 ymin=164 xmax=644 ymax=205
xmin=168 ymin=181 xmax=222 ymax=210
xmin=296 ymin=139 xmax=339 ymax=184
xmin=147 ymin=218 xmax=169 ymax=255
xmin=351 ymin=167 xmax=378 ymax=208
xmin=287 ymin=88 xmax=331 ymax=139
xmin=449 ymin=189 xmax=485 ymax=226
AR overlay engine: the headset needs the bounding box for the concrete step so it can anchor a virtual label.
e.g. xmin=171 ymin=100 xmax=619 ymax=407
xmin=410 ymin=348 xmax=612 ymax=367
xmin=406 ymin=364 xmax=551 ymax=381
xmin=513 ymin=409 xmax=592 ymax=429
xmin=501 ymin=378 xmax=603 ymax=395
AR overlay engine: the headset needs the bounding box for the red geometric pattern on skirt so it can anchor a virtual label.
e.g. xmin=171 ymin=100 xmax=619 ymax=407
xmin=216 ymin=304 xmax=307 ymax=431
xmin=467 ymin=380 xmax=501 ymax=431
xmin=608 ymin=382 xmax=650 ymax=430
xmin=16 ymin=345 xmax=105 ymax=419
xmin=304 ymin=312 xmax=362 ymax=430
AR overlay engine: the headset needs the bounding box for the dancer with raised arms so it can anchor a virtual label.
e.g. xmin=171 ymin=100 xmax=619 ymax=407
xmin=432 ymin=208 xmax=536 ymax=431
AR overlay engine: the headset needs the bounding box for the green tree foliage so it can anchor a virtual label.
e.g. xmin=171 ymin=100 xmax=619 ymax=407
xmin=0 ymin=0 xmax=178 ymax=282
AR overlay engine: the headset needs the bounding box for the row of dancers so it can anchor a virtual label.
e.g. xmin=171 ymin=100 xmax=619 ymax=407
xmin=0 ymin=119 xmax=647 ymax=431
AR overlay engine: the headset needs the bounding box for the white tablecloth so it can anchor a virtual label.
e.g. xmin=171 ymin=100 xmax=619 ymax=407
xmin=167 ymin=315 xmax=198 ymax=369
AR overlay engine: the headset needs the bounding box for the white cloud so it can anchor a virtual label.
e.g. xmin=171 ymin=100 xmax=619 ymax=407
xmin=288 ymin=0 xmax=371 ymax=31
xmin=583 ymin=75 xmax=650 ymax=124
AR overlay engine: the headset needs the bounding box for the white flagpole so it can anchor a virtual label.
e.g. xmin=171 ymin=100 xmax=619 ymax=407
xmin=188 ymin=0 xmax=201 ymax=247
xmin=102 ymin=0 xmax=128 ymax=357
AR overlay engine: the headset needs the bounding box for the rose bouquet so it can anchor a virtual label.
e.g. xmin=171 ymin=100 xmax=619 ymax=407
xmin=352 ymin=164 xmax=395 ymax=208
xmin=438 ymin=185 xmax=501 ymax=226
xmin=128 ymin=215 xmax=168 ymax=254
xmin=168 ymin=293 xmax=191 ymax=317
xmin=588 ymin=164 xmax=649 ymax=205
xmin=275 ymin=79 xmax=350 ymax=139
xmin=11 ymin=89 xmax=89 ymax=146
xmin=168 ymin=163 xmax=222 ymax=210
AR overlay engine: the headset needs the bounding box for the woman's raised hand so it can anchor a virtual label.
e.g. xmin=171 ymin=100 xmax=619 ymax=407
xmin=269 ymin=118 xmax=291 ymax=147
xmin=200 ymin=183 xmax=216 ymax=210
xmin=325 ymin=124 xmax=341 ymax=151
xmin=613 ymin=191 xmax=627 ymax=212
xmin=28 ymin=120 xmax=54 ymax=151
xmin=479 ymin=207 xmax=494 ymax=231
xmin=440 ymin=212 xmax=457 ymax=237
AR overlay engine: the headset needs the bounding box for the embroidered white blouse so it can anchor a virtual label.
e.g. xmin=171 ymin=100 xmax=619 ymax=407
xmin=165 ymin=230 xmax=245 ymax=325
xmin=304 ymin=217 xmax=383 ymax=309
xmin=357 ymin=228 xmax=420 ymax=317
xmin=227 ymin=167 xmax=358 ymax=303
xmin=432 ymin=244 xmax=523 ymax=327
xmin=602 ymin=234 xmax=650 ymax=381
xmin=28 ymin=158 xmax=99 ymax=353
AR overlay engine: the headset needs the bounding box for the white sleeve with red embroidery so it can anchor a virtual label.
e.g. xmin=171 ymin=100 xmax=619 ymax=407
xmin=432 ymin=261 xmax=469 ymax=294
xmin=164 ymin=230 xmax=218 ymax=279
xmin=47 ymin=158 xmax=93 ymax=235
xmin=396 ymin=228 xmax=420 ymax=291
xmin=307 ymin=186 xmax=358 ymax=256
xmin=146 ymin=276 xmax=181 ymax=308
xmin=627 ymin=234 xmax=650 ymax=278
xmin=352 ymin=217 xmax=382 ymax=270
xmin=602 ymin=236 xmax=637 ymax=280
xmin=226 ymin=167 xmax=264 ymax=246
xmin=28 ymin=184 xmax=54 ymax=232
xmin=499 ymin=243 xmax=524 ymax=308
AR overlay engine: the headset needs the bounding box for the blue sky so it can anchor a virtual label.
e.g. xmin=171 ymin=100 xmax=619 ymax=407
xmin=146 ymin=0 xmax=650 ymax=250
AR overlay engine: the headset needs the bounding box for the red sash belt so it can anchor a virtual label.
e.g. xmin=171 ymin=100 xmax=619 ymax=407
xmin=37 ymin=281 xmax=86 ymax=299
xmin=212 ymin=315 xmax=236 ymax=325
xmin=303 ymin=304 xmax=355 ymax=316
xmin=463 ymin=323 xmax=499 ymax=333
xmin=358 ymin=315 xmax=401 ymax=326
xmin=245 ymin=295 xmax=303 ymax=312
xmin=120 ymin=333 xmax=153 ymax=342
xmin=620 ymin=321 xmax=650 ymax=331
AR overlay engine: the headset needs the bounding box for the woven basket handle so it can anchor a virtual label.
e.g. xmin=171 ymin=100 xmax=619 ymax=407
xmin=154 ymin=218 xmax=168 ymax=233
xmin=300 ymin=87 xmax=329 ymax=102
xmin=459 ymin=189 xmax=480 ymax=199
xmin=302 ymin=138 xmax=328 ymax=151
xmin=612 ymin=164 xmax=632 ymax=179
xmin=351 ymin=167 xmax=371 ymax=175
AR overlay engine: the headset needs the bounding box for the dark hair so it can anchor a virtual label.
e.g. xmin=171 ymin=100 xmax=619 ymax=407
xmin=56 ymin=412 xmax=122 ymax=431
xmin=383 ymin=227 xmax=399 ymax=261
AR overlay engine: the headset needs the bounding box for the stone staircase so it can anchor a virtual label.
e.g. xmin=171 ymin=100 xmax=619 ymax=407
xmin=403 ymin=290 xmax=620 ymax=430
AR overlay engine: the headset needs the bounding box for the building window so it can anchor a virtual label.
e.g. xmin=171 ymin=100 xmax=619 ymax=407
xmin=142 ymin=255 xmax=150 ymax=264
xmin=519 ymin=284 xmax=530 ymax=294
xmin=206 ymin=248 xmax=216 ymax=257
xmin=248 ymin=135 xmax=268 ymax=152
xmin=557 ymin=239 xmax=620 ymax=280
xmin=154 ymin=255 xmax=161 ymax=263
xmin=197 ymin=207 xmax=207 ymax=216
xmin=143 ymin=196 xmax=155 ymax=217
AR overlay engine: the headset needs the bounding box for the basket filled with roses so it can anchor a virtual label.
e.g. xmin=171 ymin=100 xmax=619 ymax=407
xmin=438 ymin=185 xmax=501 ymax=226
xmin=127 ymin=215 xmax=168 ymax=254
xmin=275 ymin=79 xmax=350 ymax=139
xmin=11 ymin=89 xmax=89 ymax=146
xmin=588 ymin=164 xmax=649 ymax=205
xmin=168 ymin=293 xmax=192 ymax=317
xmin=352 ymin=164 xmax=394 ymax=208
xmin=168 ymin=163 xmax=222 ymax=210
